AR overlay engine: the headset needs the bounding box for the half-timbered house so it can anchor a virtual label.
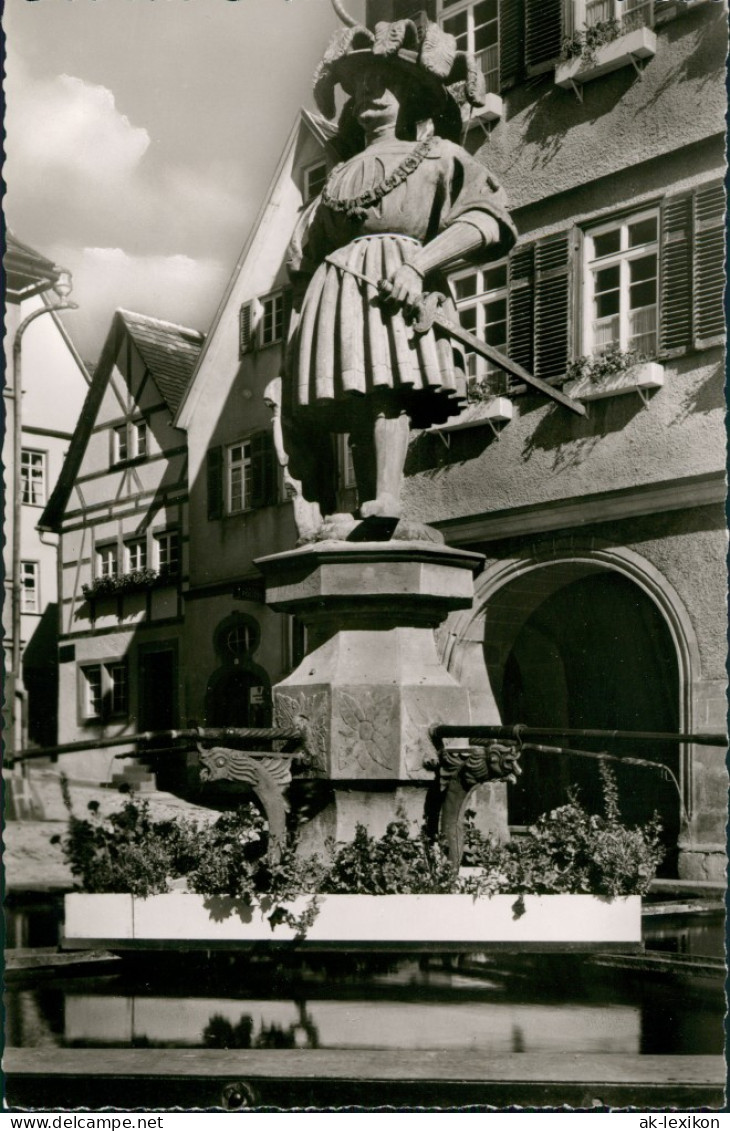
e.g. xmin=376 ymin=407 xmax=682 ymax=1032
xmin=39 ymin=311 xmax=202 ymax=783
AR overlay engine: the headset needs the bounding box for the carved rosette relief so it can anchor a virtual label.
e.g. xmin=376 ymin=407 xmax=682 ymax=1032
xmin=336 ymin=689 xmax=398 ymax=776
xmin=274 ymin=690 xmax=329 ymax=775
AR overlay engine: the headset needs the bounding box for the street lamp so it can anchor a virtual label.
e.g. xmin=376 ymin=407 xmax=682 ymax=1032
xmin=10 ymin=272 xmax=79 ymax=756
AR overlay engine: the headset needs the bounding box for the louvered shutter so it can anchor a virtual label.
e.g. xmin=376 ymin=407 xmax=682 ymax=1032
xmin=659 ymin=194 xmax=692 ymax=357
xmin=499 ymin=0 xmax=525 ymax=90
xmin=508 ymin=243 xmax=535 ymax=386
xmin=239 ymin=302 xmax=255 ymax=357
xmin=534 ymin=232 xmax=573 ymax=381
xmin=525 ymin=0 xmax=564 ymax=73
xmin=206 ymin=447 xmax=223 ymax=521
xmin=693 ymin=182 xmax=725 ymax=348
xmin=250 ymin=430 xmax=277 ymax=510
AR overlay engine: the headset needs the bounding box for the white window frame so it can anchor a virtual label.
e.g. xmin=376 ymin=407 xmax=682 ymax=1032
xmin=113 ymin=424 xmax=129 ymax=463
xmin=571 ymin=0 xmax=654 ymax=34
xmin=20 ymin=449 xmax=47 ymax=507
xmin=154 ymin=530 xmax=181 ymax=575
xmin=113 ymin=419 xmax=148 ymax=464
xmin=259 ymin=291 xmax=286 ymax=348
xmin=124 ymin=537 xmax=148 ymax=572
xmin=583 ymin=208 xmax=659 ymax=358
xmin=20 ymin=561 xmax=40 ymax=613
xmin=240 ymin=289 xmax=290 ymax=354
xmin=227 ymin=439 xmax=253 ymax=515
xmin=97 ymin=542 xmax=119 ymax=579
xmin=80 ymin=660 xmax=129 ymax=721
xmin=438 ymin=0 xmax=500 ymax=93
xmin=133 ymin=421 xmax=147 ymax=458
xmin=450 ymin=260 xmax=509 ymax=388
xmin=303 ymin=160 xmax=328 ymax=203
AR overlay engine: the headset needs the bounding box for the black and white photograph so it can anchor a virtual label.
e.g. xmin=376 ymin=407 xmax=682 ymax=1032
xmin=2 ymin=0 xmax=727 ymax=1113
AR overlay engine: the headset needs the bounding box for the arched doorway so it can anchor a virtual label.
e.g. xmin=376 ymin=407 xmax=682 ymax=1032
xmin=204 ymin=613 xmax=272 ymax=729
xmin=484 ymin=565 xmax=681 ymax=865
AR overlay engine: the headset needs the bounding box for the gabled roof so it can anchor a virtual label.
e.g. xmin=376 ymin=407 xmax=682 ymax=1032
xmin=118 ymin=309 xmax=204 ymax=414
xmin=5 ymin=232 xmax=62 ymax=301
xmin=39 ymin=309 xmax=203 ymax=532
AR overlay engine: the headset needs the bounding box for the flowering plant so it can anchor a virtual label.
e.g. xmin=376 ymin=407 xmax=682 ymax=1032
xmin=565 ymin=343 xmax=648 ymax=385
xmin=82 ymin=567 xmax=176 ymax=600
xmin=560 ymin=16 xmax=624 ymax=67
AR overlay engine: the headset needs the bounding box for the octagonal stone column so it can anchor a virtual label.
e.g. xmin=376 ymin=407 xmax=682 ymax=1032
xmin=256 ymin=540 xmax=504 ymax=852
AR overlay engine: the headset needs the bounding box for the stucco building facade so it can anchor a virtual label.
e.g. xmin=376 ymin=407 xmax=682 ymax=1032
xmin=4 ymin=236 xmax=91 ymax=755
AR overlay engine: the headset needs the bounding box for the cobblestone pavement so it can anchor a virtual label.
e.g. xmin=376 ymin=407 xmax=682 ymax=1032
xmin=3 ymin=767 xmax=216 ymax=892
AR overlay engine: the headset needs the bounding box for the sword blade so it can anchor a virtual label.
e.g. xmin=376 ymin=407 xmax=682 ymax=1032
xmin=431 ymin=317 xmax=587 ymax=417
xmin=324 ymin=256 xmax=586 ymax=417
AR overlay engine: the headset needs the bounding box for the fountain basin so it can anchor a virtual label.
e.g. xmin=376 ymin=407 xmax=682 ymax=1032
xmin=63 ymin=892 xmax=642 ymax=951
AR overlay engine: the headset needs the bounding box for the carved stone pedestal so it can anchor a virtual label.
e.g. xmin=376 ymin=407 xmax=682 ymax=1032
xmin=256 ymin=540 xmax=499 ymax=854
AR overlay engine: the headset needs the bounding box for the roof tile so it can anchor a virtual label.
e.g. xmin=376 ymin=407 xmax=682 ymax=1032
xmin=118 ymin=309 xmax=204 ymax=414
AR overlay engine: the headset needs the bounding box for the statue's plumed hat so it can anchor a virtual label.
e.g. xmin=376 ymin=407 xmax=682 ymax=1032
xmin=313 ymin=13 xmax=488 ymax=143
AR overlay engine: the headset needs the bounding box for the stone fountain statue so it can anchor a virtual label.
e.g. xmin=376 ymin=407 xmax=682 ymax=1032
xmin=268 ymin=5 xmax=516 ymax=540
xmin=256 ymin=4 xmax=517 ymax=853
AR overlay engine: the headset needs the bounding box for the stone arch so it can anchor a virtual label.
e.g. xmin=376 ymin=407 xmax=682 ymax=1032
xmin=441 ymin=541 xmax=702 ymax=826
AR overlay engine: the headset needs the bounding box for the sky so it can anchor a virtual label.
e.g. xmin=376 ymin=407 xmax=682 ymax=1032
xmin=4 ymin=0 xmax=366 ymax=362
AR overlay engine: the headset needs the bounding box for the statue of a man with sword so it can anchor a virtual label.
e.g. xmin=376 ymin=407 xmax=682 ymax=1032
xmin=267 ymin=2 xmax=582 ymax=541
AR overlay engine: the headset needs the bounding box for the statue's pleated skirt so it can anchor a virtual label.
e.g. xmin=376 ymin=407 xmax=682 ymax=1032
xmin=287 ymin=234 xmax=466 ymax=429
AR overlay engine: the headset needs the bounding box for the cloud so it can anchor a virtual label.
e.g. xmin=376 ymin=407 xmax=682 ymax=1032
xmin=47 ymin=244 xmax=230 ymax=361
xmin=5 ymin=55 xmax=250 ymax=264
xmin=5 ymin=56 xmax=252 ymax=356
xmin=8 ymin=68 xmax=151 ymax=182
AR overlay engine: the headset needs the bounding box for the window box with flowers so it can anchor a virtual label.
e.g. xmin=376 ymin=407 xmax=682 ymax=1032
xmin=82 ymin=568 xmax=174 ymax=603
xmin=555 ymin=21 xmax=657 ymax=94
xmin=563 ymin=347 xmax=664 ymax=404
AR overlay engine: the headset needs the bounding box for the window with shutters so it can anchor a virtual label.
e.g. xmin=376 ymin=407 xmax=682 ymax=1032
xmin=260 ymin=291 xmax=286 ymax=347
xmin=80 ymin=660 xmax=128 ymax=722
xmin=439 ymin=0 xmax=500 ymax=92
xmin=490 ymin=187 xmax=723 ymax=396
xmin=583 ymin=210 xmax=659 ymax=357
xmin=225 ymin=431 xmax=278 ymax=515
xmin=239 ymin=289 xmax=291 ymax=356
xmin=228 ymin=441 xmax=253 ymax=514
xmin=451 ymin=261 xmax=510 ymax=392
